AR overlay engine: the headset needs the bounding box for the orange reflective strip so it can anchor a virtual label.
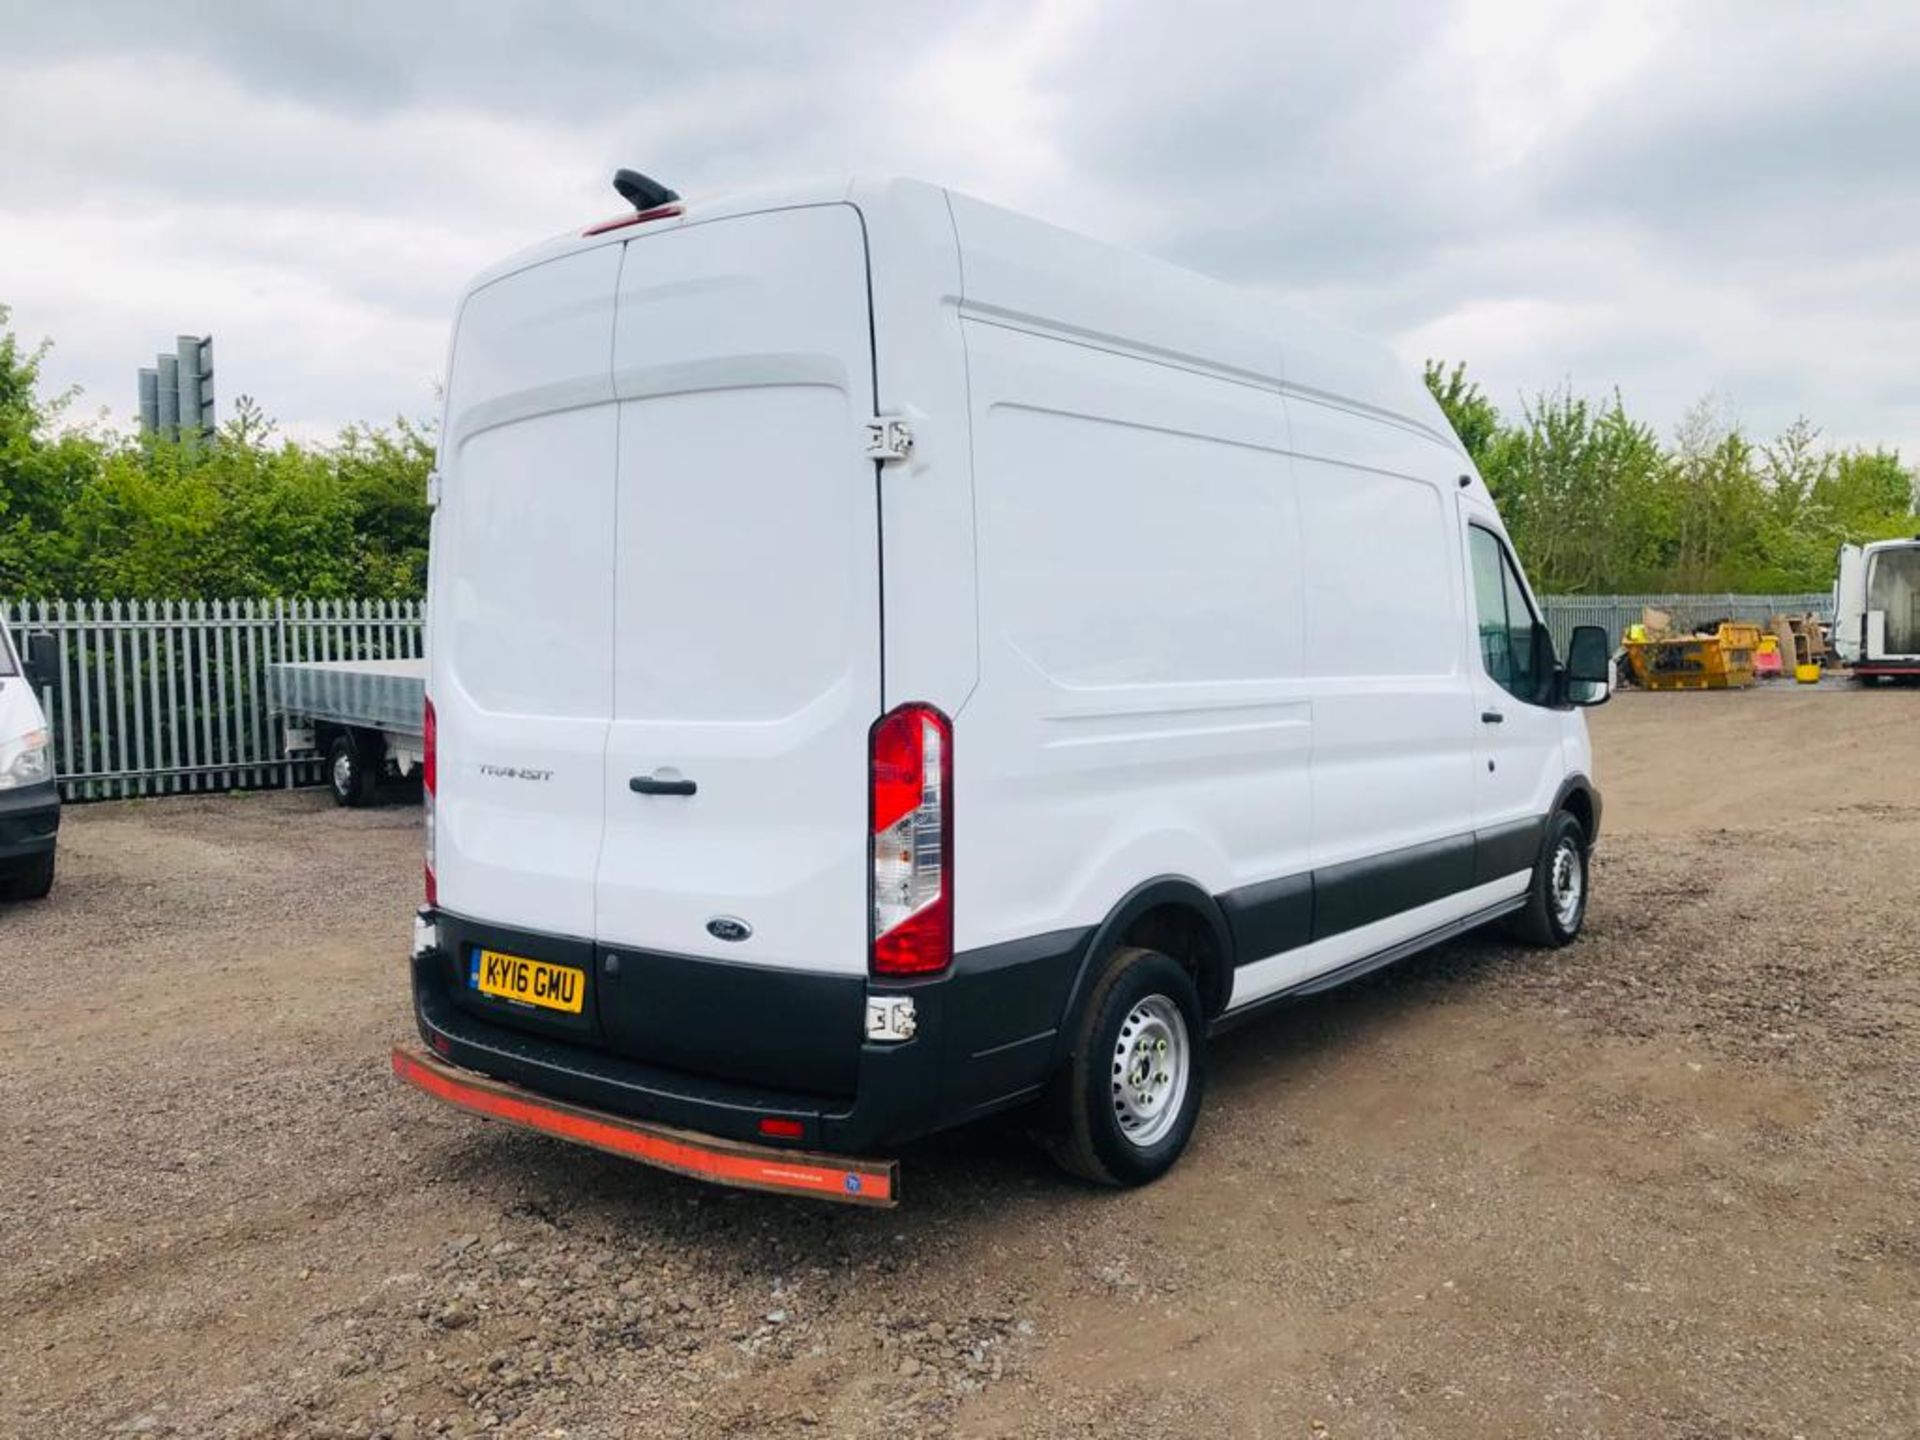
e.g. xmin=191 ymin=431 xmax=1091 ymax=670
xmin=391 ymin=1048 xmax=894 ymax=1205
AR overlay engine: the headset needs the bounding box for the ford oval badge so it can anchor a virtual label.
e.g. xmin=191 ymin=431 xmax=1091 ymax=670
xmin=706 ymin=916 xmax=752 ymax=943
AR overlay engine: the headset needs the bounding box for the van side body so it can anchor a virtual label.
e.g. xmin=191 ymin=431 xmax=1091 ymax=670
xmin=409 ymin=178 xmax=1599 ymax=1171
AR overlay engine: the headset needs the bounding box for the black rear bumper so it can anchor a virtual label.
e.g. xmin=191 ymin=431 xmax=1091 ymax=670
xmin=411 ymin=911 xmax=1088 ymax=1155
xmin=0 ymin=780 xmax=58 ymax=864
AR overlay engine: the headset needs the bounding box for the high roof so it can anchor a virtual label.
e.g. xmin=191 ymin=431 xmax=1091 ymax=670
xmin=458 ymin=174 xmax=1457 ymax=453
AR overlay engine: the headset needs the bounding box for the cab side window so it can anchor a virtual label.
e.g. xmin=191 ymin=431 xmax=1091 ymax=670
xmin=1469 ymin=525 xmax=1542 ymax=703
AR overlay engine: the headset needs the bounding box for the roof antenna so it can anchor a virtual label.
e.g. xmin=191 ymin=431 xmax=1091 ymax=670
xmin=613 ymin=169 xmax=679 ymax=212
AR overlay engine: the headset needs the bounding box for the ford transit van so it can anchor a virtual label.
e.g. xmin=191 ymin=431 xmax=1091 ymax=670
xmin=0 ymin=615 xmax=59 ymax=902
xmin=395 ymin=175 xmax=1610 ymax=1202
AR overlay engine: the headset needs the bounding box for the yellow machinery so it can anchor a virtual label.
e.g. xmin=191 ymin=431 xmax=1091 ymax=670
xmin=1623 ymin=622 xmax=1758 ymax=691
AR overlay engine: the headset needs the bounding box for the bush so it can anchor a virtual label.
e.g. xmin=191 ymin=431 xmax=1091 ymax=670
xmin=1424 ymin=361 xmax=1917 ymax=593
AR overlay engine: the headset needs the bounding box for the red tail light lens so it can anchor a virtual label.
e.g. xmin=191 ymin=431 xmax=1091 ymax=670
xmin=423 ymin=695 xmax=438 ymax=907
xmin=869 ymin=703 xmax=952 ymax=977
xmin=757 ymin=1117 xmax=804 ymax=1140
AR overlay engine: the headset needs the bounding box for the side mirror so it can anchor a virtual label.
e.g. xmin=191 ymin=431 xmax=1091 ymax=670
xmin=23 ymin=632 xmax=59 ymax=690
xmin=1563 ymin=624 xmax=1610 ymax=707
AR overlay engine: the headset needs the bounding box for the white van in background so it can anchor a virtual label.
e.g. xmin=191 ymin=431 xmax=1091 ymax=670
xmin=1835 ymin=538 xmax=1920 ymax=680
xmin=393 ymin=174 xmax=1611 ymax=1202
xmin=0 ymin=615 xmax=59 ymax=902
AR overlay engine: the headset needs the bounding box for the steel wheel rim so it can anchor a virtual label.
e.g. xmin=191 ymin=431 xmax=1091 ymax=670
xmin=1111 ymin=994 xmax=1190 ymax=1148
xmin=332 ymin=751 xmax=354 ymax=794
xmin=1550 ymin=837 xmax=1584 ymax=930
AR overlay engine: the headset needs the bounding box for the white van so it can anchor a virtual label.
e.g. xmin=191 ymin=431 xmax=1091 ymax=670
xmin=395 ymin=174 xmax=1611 ymax=1202
xmin=0 ymin=614 xmax=59 ymax=901
xmin=1834 ymin=538 xmax=1920 ymax=680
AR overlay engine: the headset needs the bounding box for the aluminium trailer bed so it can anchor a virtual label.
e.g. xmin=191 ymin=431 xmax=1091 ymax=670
xmin=269 ymin=658 xmax=426 ymax=806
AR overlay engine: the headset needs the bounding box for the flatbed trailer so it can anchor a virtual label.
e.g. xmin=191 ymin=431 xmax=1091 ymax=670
xmin=269 ymin=658 xmax=426 ymax=805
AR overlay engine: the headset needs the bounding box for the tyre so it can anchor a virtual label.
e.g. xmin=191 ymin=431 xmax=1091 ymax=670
xmin=327 ymin=732 xmax=378 ymax=807
xmin=0 ymin=849 xmax=55 ymax=902
xmin=1047 ymin=946 xmax=1207 ymax=1187
xmin=1505 ymin=809 xmax=1589 ymax=947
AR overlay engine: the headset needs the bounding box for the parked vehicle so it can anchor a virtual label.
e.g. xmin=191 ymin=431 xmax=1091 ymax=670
xmin=1834 ymin=538 xmax=1920 ymax=680
xmin=269 ymin=658 xmax=426 ymax=805
xmin=0 ymin=614 xmax=60 ymax=901
xmin=394 ymin=173 xmax=1611 ymax=1203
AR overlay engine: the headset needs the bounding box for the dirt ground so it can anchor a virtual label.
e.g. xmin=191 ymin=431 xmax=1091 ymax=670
xmin=3 ymin=685 xmax=1917 ymax=1439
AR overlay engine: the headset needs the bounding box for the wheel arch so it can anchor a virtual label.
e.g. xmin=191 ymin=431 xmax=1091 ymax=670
xmin=1048 ymin=876 xmax=1235 ymax=1073
xmin=1552 ymin=773 xmax=1601 ymax=847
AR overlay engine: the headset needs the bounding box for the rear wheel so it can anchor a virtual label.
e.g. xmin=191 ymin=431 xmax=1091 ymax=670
xmin=1047 ymin=946 xmax=1206 ymax=1187
xmin=327 ymin=733 xmax=379 ymax=808
xmin=0 ymin=849 xmax=55 ymax=902
xmin=1506 ymin=809 xmax=1588 ymax=947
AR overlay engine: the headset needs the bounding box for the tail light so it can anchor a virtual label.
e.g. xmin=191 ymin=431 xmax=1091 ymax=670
xmin=423 ymin=695 xmax=438 ymax=907
xmin=869 ymin=703 xmax=952 ymax=977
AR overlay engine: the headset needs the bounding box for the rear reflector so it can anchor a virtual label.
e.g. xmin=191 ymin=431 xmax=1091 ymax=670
xmin=392 ymin=1046 xmax=896 ymax=1206
xmin=757 ymin=1117 xmax=805 ymax=1140
xmin=869 ymin=704 xmax=953 ymax=977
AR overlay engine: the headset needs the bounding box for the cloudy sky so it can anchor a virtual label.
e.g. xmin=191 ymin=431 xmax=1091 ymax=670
xmin=3 ymin=0 xmax=1917 ymax=456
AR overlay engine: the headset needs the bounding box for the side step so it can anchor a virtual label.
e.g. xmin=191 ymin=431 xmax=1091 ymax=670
xmin=391 ymin=1045 xmax=898 ymax=1207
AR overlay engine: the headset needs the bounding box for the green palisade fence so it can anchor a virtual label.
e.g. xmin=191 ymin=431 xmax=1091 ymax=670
xmin=1 ymin=598 xmax=424 ymax=801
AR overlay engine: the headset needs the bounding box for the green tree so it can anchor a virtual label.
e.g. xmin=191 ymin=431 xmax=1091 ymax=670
xmin=1422 ymin=359 xmax=1502 ymax=466
xmin=0 ymin=306 xmax=101 ymax=595
xmin=1815 ymin=447 xmax=1915 ymax=535
xmin=1480 ymin=384 xmax=1664 ymax=593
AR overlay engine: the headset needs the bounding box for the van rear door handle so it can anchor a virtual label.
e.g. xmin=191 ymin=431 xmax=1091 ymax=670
xmin=1480 ymin=709 xmax=1505 ymax=724
xmin=629 ymin=775 xmax=697 ymax=796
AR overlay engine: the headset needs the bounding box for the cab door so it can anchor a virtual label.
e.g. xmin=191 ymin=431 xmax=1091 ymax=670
xmin=1458 ymin=499 xmax=1565 ymax=844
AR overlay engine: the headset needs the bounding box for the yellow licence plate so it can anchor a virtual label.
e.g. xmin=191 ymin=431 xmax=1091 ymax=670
xmin=469 ymin=949 xmax=585 ymax=1015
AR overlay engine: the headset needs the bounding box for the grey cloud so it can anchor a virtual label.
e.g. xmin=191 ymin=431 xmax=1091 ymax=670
xmin=1 ymin=0 xmax=1915 ymax=455
xmin=3 ymin=0 xmax=948 ymax=121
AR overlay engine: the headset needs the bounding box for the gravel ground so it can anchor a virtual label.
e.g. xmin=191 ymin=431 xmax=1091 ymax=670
xmin=2 ymin=686 xmax=1917 ymax=1438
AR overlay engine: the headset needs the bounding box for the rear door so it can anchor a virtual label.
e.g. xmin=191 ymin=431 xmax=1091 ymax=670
xmin=1834 ymin=544 xmax=1865 ymax=661
xmin=430 ymin=246 xmax=621 ymax=941
xmin=595 ymin=204 xmax=882 ymax=978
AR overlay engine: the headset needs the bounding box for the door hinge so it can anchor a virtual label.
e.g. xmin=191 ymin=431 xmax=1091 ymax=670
xmin=864 ymin=417 xmax=915 ymax=464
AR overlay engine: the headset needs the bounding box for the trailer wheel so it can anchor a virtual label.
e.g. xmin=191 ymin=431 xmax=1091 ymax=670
xmin=1046 ymin=946 xmax=1207 ymax=1188
xmin=327 ymin=732 xmax=379 ymax=807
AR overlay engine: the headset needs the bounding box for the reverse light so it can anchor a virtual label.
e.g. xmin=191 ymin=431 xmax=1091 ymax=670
xmin=869 ymin=703 xmax=952 ymax=978
xmin=423 ymin=695 xmax=437 ymax=907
